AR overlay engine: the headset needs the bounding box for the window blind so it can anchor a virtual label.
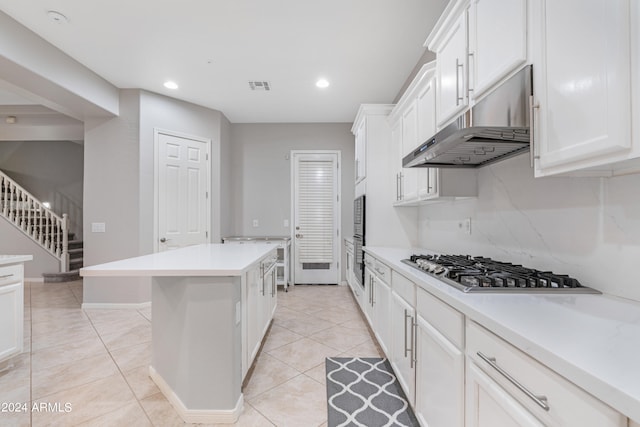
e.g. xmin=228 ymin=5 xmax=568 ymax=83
xmin=297 ymin=159 xmax=335 ymax=264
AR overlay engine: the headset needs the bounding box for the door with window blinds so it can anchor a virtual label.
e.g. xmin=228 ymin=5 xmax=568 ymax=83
xmin=292 ymin=152 xmax=340 ymax=284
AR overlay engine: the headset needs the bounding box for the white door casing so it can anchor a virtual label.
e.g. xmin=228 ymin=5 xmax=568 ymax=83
xmin=155 ymin=129 xmax=210 ymax=251
xmin=291 ymin=151 xmax=341 ymax=284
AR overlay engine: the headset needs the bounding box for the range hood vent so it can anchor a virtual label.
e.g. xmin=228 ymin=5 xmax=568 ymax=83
xmin=403 ymin=65 xmax=532 ymax=169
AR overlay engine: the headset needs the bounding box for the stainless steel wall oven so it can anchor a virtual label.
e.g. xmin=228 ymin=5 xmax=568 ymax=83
xmin=353 ymin=195 xmax=365 ymax=287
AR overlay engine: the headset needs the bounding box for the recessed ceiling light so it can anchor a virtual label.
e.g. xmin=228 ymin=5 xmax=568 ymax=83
xmin=47 ymin=10 xmax=69 ymax=24
xmin=164 ymin=81 xmax=179 ymax=90
xmin=316 ymin=78 xmax=330 ymax=89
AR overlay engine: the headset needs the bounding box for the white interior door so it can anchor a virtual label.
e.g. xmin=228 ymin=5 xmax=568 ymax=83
xmin=292 ymin=151 xmax=340 ymax=284
xmin=156 ymin=130 xmax=210 ymax=251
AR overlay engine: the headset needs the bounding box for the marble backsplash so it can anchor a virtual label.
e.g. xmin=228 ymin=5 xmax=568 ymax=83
xmin=417 ymin=154 xmax=640 ymax=302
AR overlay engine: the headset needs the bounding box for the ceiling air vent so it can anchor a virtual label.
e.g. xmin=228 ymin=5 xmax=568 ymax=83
xmin=248 ymin=81 xmax=271 ymax=91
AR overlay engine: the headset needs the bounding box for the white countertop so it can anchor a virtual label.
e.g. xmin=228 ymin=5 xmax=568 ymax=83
xmin=81 ymin=244 xmax=275 ymax=277
xmin=0 ymin=255 xmax=33 ymax=266
xmin=364 ymin=246 xmax=640 ymax=422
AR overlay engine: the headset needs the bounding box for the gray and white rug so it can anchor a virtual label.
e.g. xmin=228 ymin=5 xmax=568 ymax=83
xmin=325 ymin=357 xmax=419 ymax=427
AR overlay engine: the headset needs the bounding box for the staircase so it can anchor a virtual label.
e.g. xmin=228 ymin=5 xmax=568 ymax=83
xmin=1 ymin=169 xmax=82 ymax=282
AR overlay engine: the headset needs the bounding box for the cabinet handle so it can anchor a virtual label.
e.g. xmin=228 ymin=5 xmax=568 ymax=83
xmin=0 ymin=274 xmax=14 ymax=279
xmin=410 ymin=318 xmax=416 ymax=369
xmin=404 ymin=309 xmax=411 ymax=358
xmin=477 ymin=352 xmax=550 ymax=411
xmin=455 ymin=58 xmax=464 ymax=106
xmin=399 ymin=172 xmax=404 ymax=200
xmin=529 ymin=95 xmax=541 ymax=168
xmin=396 ymin=173 xmax=400 ymax=201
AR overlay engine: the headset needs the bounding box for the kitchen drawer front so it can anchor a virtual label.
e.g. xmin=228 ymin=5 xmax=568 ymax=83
xmin=417 ymin=287 xmax=463 ymax=349
xmin=391 ymin=270 xmax=416 ymax=306
xmin=364 ymin=253 xmax=375 ymax=270
xmin=466 ymin=320 xmax=626 ymax=427
xmin=0 ymin=264 xmax=22 ymax=287
xmin=373 ymin=260 xmax=391 ymax=284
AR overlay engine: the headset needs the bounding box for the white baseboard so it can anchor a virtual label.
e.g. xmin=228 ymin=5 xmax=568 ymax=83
xmin=149 ymin=366 xmax=243 ymax=423
xmin=24 ymin=277 xmax=44 ymax=283
xmin=81 ymin=301 xmax=151 ymax=310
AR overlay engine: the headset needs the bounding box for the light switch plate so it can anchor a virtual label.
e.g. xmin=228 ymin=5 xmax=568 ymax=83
xmin=252 ymin=219 xmax=259 ymax=227
xmin=91 ymin=222 xmax=106 ymax=233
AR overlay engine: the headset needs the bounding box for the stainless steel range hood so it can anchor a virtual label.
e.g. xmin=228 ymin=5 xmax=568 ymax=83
xmin=403 ymin=65 xmax=533 ymax=168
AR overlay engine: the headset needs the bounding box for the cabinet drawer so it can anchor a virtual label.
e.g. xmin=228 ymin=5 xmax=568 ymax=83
xmin=417 ymin=287 xmax=463 ymax=349
xmin=373 ymin=260 xmax=391 ymax=284
xmin=466 ymin=321 xmax=626 ymax=427
xmin=391 ymin=271 xmax=415 ymax=306
xmin=0 ymin=264 xmax=22 ymax=287
xmin=364 ymin=253 xmax=375 ymax=269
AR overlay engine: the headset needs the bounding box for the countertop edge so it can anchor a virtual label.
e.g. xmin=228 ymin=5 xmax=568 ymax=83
xmin=364 ymin=246 xmax=640 ymax=422
xmin=0 ymin=255 xmax=34 ymax=266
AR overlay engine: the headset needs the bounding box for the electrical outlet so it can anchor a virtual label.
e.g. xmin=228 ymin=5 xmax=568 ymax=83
xmin=252 ymin=219 xmax=259 ymax=228
xmin=283 ymin=219 xmax=289 ymax=227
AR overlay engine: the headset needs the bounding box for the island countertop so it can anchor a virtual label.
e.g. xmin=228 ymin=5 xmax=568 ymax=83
xmin=80 ymin=243 xmax=275 ymax=277
xmin=0 ymin=255 xmax=33 ymax=266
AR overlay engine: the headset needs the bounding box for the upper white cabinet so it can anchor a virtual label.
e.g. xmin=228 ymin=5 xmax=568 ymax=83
xmin=531 ymin=0 xmax=634 ymax=176
xmin=352 ymin=105 xmax=394 ymax=198
xmin=468 ymin=0 xmax=528 ymax=100
xmin=354 ymin=118 xmax=366 ymax=185
xmin=426 ymin=0 xmax=529 ymax=127
xmin=388 ymin=63 xmax=478 ymax=205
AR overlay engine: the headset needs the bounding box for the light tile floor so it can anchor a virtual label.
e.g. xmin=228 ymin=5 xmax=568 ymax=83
xmin=0 ymin=280 xmax=380 ymax=426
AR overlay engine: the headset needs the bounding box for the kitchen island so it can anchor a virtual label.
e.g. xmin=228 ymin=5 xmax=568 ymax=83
xmin=80 ymin=243 xmax=276 ymax=424
xmin=0 ymin=255 xmax=32 ymax=371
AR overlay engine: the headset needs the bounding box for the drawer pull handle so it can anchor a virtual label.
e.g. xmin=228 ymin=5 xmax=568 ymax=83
xmin=477 ymin=351 xmax=550 ymax=411
xmin=0 ymin=274 xmax=14 ymax=279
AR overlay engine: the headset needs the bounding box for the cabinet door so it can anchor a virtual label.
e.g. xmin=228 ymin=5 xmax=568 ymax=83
xmin=466 ymin=361 xmax=544 ymax=427
xmin=390 ymin=120 xmax=403 ymax=203
xmin=363 ymin=267 xmax=374 ymax=324
xmin=436 ymin=11 xmax=469 ymax=127
xmin=532 ymin=0 xmax=632 ymax=173
xmin=355 ymin=119 xmax=367 ymax=183
xmin=470 ymin=0 xmax=527 ymax=99
xmin=390 ymin=292 xmax=416 ymax=405
xmin=416 ymin=78 xmax=438 ymax=199
xmin=415 ymin=316 xmax=464 ymax=427
xmin=0 ymin=282 xmax=23 ymax=363
xmin=372 ymin=277 xmax=391 ymax=356
xmin=246 ymin=267 xmax=261 ymax=365
xmin=400 ymin=103 xmax=419 ymax=202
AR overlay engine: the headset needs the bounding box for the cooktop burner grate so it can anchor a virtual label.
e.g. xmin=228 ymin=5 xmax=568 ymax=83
xmin=402 ymin=254 xmax=600 ymax=294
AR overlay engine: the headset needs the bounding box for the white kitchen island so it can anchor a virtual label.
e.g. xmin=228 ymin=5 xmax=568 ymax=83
xmin=80 ymin=243 xmax=276 ymax=424
xmin=0 ymin=255 xmax=32 ymax=371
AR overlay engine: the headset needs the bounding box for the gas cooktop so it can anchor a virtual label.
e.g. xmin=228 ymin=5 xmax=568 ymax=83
xmin=402 ymin=254 xmax=600 ymax=294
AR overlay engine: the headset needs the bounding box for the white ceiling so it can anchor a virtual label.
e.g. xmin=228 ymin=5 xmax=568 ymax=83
xmin=0 ymin=0 xmax=447 ymax=123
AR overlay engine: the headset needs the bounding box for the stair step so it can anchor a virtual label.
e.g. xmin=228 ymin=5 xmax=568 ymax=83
xmin=68 ymin=248 xmax=83 ymax=256
xmin=68 ymin=240 xmax=83 ymax=249
xmin=43 ymin=270 xmax=81 ymax=283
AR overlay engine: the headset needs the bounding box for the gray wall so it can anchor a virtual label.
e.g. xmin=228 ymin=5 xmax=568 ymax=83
xmin=0 ymin=220 xmax=60 ymax=278
xmin=83 ymin=89 xmax=229 ymax=305
xmin=0 ymin=140 xmax=83 ymax=239
xmin=230 ymin=123 xmax=355 ymax=281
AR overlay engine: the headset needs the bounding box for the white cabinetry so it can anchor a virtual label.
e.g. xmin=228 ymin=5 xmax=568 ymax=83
xmin=468 ymin=0 xmax=528 ymax=100
xmin=466 ymin=320 xmax=627 ymax=427
xmin=426 ymin=0 xmax=529 ymax=125
xmin=389 ymin=271 xmax=417 ymax=405
xmin=432 ymin=8 xmax=469 ymax=127
xmin=352 ymin=105 xmax=394 ymax=199
xmin=389 ymin=62 xmax=477 ymax=205
xmin=363 ymin=254 xmax=391 ymax=355
xmin=415 ymin=287 xmax=465 ymax=427
xmin=0 ymin=263 xmax=24 ymax=367
xmin=531 ymin=0 xmax=634 ymax=177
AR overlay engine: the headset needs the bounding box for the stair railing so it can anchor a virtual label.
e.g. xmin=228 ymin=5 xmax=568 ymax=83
xmin=0 ymin=170 xmax=69 ymax=272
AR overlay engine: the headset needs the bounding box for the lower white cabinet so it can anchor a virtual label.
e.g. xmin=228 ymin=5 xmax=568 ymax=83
xmin=413 ymin=284 xmax=465 ymax=427
xmin=246 ymin=253 xmax=278 ymax=372
xmin=390 ymin=289 xmax=416 ymax=405
xmin=466 ymin=320 xmax=627 ymax=427
xmin=371 ymin=274 xmax=391 ymax=356
xmin=0 ymin=264 xmax=24 ymax=366
xmin=466 ymin=360 xmax=545 ymax=427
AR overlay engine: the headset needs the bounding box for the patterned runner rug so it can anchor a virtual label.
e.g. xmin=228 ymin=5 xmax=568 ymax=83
xmin=325 ymin=357 xmax=419 ymax=427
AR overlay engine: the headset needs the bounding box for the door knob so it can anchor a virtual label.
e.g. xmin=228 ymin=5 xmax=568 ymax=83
xmin=160 ymin=237 xmax=167 ymax=243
